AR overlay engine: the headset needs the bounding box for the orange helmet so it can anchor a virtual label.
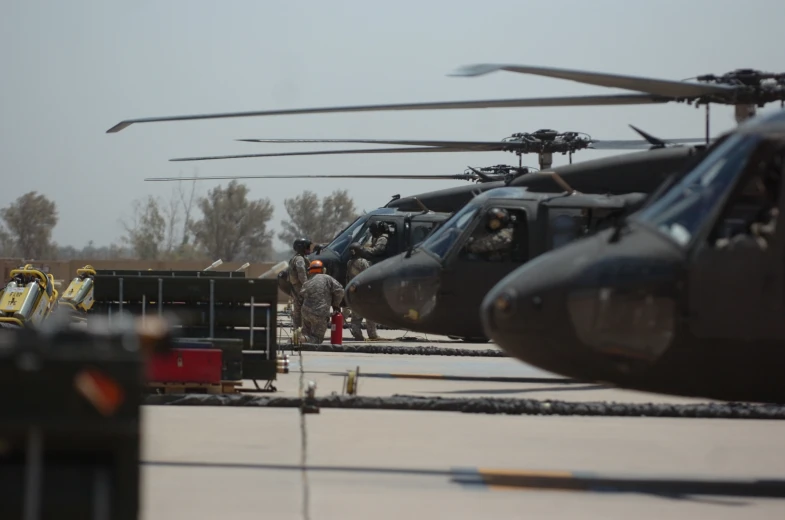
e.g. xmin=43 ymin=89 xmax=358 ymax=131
xmin=308 ymin=260 xmax=325 ymax=274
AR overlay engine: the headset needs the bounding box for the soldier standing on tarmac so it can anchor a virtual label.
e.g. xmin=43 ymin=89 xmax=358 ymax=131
xmin=288 ymin=238 xmax=312 ymax=328
xmin=345 ymin=247 xmax=380 ymax=341
xmin=346 ymin=221 xmax=390 ymax=341
xmin=300 ymin=260 xmax=345 ymax=344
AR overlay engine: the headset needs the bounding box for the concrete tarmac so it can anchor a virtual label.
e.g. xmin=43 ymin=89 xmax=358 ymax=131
xmin=140 ymin=322 xmax=785 ymax=519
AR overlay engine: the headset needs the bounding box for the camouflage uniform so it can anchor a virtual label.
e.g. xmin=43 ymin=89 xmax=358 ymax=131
xmin=346 ymin=256 xmax=379 ymax=340
xmin=288 ymin=254 xmax=308 ymax=328
xmin=466 ymin=227 xmax=514 ymax=259
xmin=300 ymin=273 xmax=345 ymax=344
xmin=365 ymin=233 xmax=389 ymax=260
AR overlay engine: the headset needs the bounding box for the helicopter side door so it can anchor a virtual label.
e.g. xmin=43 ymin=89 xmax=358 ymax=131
xmin=686 ymin=137 xmax=785 ymax=340
xmin=438 ymin=203 xmax=531 ymax=316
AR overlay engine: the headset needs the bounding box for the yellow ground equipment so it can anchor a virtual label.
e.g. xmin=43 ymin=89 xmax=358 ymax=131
xmin=0 ymin=264 xmax=58 ymax=328
xmin=59 ymin=265 xmax=97 ymax=315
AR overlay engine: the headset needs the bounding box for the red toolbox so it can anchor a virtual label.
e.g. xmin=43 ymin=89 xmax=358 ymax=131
xmin=147 ymin=348 xmax=223 ymax=384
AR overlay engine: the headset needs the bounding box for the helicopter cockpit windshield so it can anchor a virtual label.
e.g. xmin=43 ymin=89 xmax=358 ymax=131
xmin=633 ymin=133 xmax=763 ymax=247
xmin=325 ymin=216 xmax=366 ymax=254
xmin=418 ymin=204 xmax=479 ymax=261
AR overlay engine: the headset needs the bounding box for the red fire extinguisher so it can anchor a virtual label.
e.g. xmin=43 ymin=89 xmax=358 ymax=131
xmin=330 ymin=311 xmax=344 ymax=345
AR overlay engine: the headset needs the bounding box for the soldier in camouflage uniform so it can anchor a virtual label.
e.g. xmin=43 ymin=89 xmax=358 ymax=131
xmin=300 ymin=260 xmax=345 ymax=344
xmin=465 ymin=208 xmax=514 ymax=260
xmin=345 ymin=247 xmax=380 ymax=341
xmin=364 ymin=221 xmax=389 ymax=261
xmin=288 ymin=237 xmax=312 ymax=328
xmin=344 ymin=221 xmax=389 ymax=340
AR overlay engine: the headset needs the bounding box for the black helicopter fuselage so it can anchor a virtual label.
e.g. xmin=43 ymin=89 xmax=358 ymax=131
xmin=345 ymin=187 xmax=648 ymax=339
xmin=481 ymin=113 xmax=785 ymax=403
xmin=384 ymin=145 xmax=706 ymax=214
xmin=280 ymin=208 xmax=450 ymax=298
xmin=299 ymin=144 xmax=704 ymax=295
xmin=342 ymin=145 xmax=708 ymax=339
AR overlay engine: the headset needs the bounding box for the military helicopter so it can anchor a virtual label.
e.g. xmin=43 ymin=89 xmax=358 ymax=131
xmin=142 ymin=122 xmax=708 ymax=296
xmin=106 ymin=64 xmax=736 ymax=337
xmin=344 ymin=180 xmax=649 ymax=341
xmin=147 ymin=138 xmax=709 ymax=307
xmin=480 ymin=108 xmax=785 ymax=403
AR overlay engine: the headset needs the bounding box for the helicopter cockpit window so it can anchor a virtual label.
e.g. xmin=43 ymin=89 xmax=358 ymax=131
xmin=326 ymin=215 xmax=370 ymax=254
xmin=411 ymin=221 xmax=439 ymax=246
xmin=419 ymin=205 xmax=479 ymax=261
xmin=710 ymin=138 xmax=785 ymax=251
xmin=461 ymin=208 xmax=528 ymax=262
xmin=633 ymin=133 xmax=762 ymax=247
xmin=547 ymin=209 xmax=590 ymax=250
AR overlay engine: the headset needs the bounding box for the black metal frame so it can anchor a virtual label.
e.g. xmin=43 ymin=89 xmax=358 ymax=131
xmin=89 ymin=270 xmax=279 ymax=382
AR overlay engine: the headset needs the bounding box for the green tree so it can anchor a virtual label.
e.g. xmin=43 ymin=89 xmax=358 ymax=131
xmin=0 ymin=223 xmax=16 ymax=256
xmin=0 ymin=191 xmax=58 ymax=258
xmin=278 ymin=189 xmax=359 ymax=246
xmin=120 ymin=195 xmax=166 ymax=260
xmin=190 ymin=180 xmax=275 ymax=261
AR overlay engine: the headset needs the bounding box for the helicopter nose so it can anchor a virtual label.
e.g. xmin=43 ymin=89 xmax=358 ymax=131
xmin=481 ymin=238 xmax=600 ymax=380
xmin=344 ymin=265 xmax=390 ymax=325
xmin=481 ymin=226 xmax=683 ymax=382
xmin=346 ymin=253 xmax=442 ymax=329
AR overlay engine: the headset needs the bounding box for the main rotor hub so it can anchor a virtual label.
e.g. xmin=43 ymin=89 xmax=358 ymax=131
xmin=466 ymin=164 xmax=538 ymax=184
xmin=532 ymin=129 xmax=559 ymax=141
xmin=693 ymin=69 xmax=785 ymax=106
xmin=502 ymin=130 xmax=592 ymax=155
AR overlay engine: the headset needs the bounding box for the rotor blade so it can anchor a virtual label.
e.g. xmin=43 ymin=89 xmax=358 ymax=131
xmin=449 ymin=64 xmax=737 ymax=98
xmin=588 ymin=137 xmax=707 ymax=150
xmin=237 ymin=136 xmax=709 ymax=151
xmin=169 ymin=146 xmax=480 ymax=162
xmin=107 ymin=94 xmax=663 ymax=133
xmin=236 ymin=138 xmax=510 ymax=150
xmin=145 ymin=173 xmax=476 ymax=182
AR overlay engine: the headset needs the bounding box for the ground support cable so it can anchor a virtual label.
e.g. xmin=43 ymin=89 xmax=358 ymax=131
xmin=142 ymin=394 xmax=785 ymax=419
xmin=279 ymin=343 xmax=507 ymax=357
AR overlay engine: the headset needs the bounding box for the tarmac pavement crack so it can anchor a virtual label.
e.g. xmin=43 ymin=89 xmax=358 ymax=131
xmin=297 ymin=347 xmax=311 ymax=520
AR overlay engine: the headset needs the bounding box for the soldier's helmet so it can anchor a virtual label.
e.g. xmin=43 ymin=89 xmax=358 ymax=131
xmin=308 ymin=260 xmax=326 ymax=275
xmin=486 ymin=208 xmax=510 ymax=231
xmin=293 ymin=237 xmax=312 ymax=254
xmin=369 ymin=221 xmax=387 ymax=236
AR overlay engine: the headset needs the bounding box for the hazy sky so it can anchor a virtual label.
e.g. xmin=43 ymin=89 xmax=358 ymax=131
xmin=2 ymin=0 xmax=783 ymax=251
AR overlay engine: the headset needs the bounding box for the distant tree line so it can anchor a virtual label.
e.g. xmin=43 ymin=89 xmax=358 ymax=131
xmin=0 ymin=180 xmax=360 ymax=262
